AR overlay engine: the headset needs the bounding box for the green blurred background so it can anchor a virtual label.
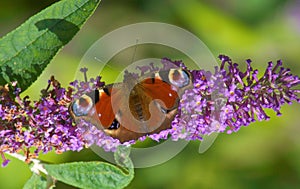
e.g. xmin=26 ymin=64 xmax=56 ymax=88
xmin=1 ymin=0 xmax=300 ymax=188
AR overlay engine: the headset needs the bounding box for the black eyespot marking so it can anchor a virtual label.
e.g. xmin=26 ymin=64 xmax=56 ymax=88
xmin=159 ymin=70 xmax=170 ymax=83
xmin=108 ymin=119 xmax=120 ymax=130
xmin=84 ymin=90 xmax=99 ymax=104
xmin=151 ymin=73 xmax=155 ymax=83
xmin=182 ymin=70 xmax=190 ymax=80
xmin=103 ymin=87 xmax=111 ymax=96
xmin=94 ymin=89 xmax=99 ymax=103
xmin=151 ymin=77 xmax=155 ymax=83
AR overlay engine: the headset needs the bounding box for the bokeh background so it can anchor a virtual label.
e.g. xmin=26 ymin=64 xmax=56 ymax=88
xmin=0 ymin=0 xmax=300 ymax=188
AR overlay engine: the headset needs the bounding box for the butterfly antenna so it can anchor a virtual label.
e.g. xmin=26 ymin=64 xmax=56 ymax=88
xmin=131 ymin=39 xmax=139 ymax=64
xmin=94 ymin=57 xmax=115 ymax=71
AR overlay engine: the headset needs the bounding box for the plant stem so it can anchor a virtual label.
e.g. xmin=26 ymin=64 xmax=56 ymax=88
xmin=6 ymin=152 xmax=48 ymax=175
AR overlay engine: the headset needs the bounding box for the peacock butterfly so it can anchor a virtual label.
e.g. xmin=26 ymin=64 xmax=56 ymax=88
xmin=69 ymin=68 xmax=193 ymax=142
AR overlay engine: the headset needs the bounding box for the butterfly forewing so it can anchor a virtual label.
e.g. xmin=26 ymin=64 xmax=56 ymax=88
xmin=141 ymin=78 xmax=179 ymax=109
xmin=95 ymin=86 xmax=118 ymax=127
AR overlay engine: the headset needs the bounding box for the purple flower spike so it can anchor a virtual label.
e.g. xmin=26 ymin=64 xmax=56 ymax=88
xmin=0 ymin=55 xmax=299 ymax=167
xmin=165 ymin=55 xmax=300 ymax=141
xmin=0 ymin=76 xmax=100 ymax=165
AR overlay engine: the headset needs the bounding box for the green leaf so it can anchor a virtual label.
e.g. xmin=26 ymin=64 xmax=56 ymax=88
xmin=0 ymin=0 xmax=101 ymax=91
xmin=23 ymin=173 xmax=47 ymax=189
xmin=43 ymin=146 xmax=134 ymax=189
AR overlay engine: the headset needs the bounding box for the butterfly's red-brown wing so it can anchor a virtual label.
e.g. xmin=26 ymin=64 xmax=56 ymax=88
xmin=103 ymin=69 xmax=193 ymax=142
xmin=141 ymin=77 xmax=179 ymax=109
xmin=69 ymin=69 xmax=193 ymax=142
xmin=94 ymin=85 xmax=120 ymax=127
xmin=103 ymin=78 xmax=179 ymax=142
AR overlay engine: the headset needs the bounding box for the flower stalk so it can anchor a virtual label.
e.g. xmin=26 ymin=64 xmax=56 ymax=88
xmin=0 ymin=55 xmax=299 ymax=167
xmin=5 ymin=152 xmax=48 ymax=175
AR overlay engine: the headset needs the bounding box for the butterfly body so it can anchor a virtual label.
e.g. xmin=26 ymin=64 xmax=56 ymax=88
xmin=69 ymin=68 xmax=193 ymax=142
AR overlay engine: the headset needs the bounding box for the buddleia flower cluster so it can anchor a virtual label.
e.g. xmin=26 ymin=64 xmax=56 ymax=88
xmin=0 ymin=77 xmax=84 ymax=167
xmin=0 ymin=56 xmax=299 ymax=167
xmin=168 ymin=55 xmax=300 ymax=141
